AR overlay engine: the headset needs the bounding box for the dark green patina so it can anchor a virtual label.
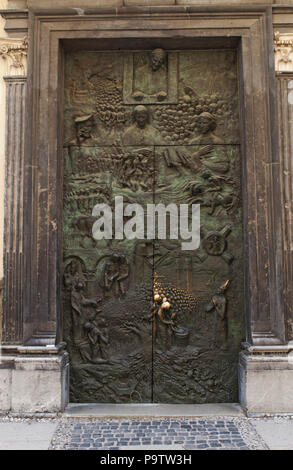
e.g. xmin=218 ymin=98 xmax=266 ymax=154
xmin=63 ymin=49 xmax=244 ymax=403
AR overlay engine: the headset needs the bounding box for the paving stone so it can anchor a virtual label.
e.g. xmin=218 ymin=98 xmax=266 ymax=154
xmin=49 ymin=417 xmax=269 ymax=450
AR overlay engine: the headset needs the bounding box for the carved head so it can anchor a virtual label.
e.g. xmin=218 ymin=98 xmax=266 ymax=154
xmin=151 ymin=48 xmax=167 ymax=71
xmin=197 ymin=112 xmax=217 ymax=134
xmin=133 ymin=105 xmax=149 ymax=129
xmin=75 ymin=278 xmax=86 ymax=291
xmin=75 ymin=114 xmax=94 ymax=142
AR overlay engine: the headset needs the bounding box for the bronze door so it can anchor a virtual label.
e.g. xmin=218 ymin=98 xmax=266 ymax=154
xmin=63 ymin=49 xmax=244 ymax=403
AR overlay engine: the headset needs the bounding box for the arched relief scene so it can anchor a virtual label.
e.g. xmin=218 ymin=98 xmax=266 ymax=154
xmin=63 ymin=47 xmax=245 ymax=404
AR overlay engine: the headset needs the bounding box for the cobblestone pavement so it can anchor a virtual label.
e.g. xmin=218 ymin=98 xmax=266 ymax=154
xmin=50 ymin=417 xmax=268 ymax=450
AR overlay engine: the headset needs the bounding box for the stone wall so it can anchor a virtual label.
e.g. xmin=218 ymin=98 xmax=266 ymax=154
xmin=5 ymin=0 xmax=293 ymax=7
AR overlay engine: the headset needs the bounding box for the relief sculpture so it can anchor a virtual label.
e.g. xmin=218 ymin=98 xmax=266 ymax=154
xmin=101 ymin=254 xmax=130 ymax=298
xmin=63 ymin=48 xmax=244 ymax=404
xmin=132 ymin=49 xmax=168 ymax=102
xmin=64 ymin=260 xmax=108 ymax=364
xmin=73 ymin=114 xmax=95 ymax=145
xmin=205 ymin=280 xmax=230 ymax=350
xmin=123 ymin=105 xmax=163 ymax=146
xmin=124 ymin=49 xmax=178 ymax=105
xmin=190 ymin=112 xmax=224 ymax=145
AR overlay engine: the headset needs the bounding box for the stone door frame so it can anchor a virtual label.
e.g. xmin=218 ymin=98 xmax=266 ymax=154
xmin=4 ymin=5 xmax=284 ymax=351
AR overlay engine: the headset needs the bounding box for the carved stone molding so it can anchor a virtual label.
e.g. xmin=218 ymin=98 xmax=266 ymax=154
xmin=2 ymin=77 xmax=27 ymax=344
xmin=0 ymin=37 xmax=27 ymax=344
xmin=18 ymin=8 xmax=282 ymax=349
xmin=0 ymin=37 xmax=27 ymax=76
xmin=274 ymin=31 xmax=293 ymax=73
xmin=276 ymin=76 xmax=293 ymax=341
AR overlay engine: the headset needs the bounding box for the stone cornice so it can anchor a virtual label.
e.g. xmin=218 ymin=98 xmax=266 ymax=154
xmin=0 ymin=10 xmax=28 ymax=34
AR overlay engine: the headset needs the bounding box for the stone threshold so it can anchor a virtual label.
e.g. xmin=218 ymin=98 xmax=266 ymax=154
xmin=63 ymin=403 xmax=244 ymax=418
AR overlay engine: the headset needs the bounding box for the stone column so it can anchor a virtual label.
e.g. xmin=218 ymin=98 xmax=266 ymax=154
xmin=2 ymin=76 xmax=26 ymax=344
xmin=274 ymin=32 xmax=293 ymax=344
xmin=277 ymin=75 xmax=293 ymax=342
xmin=0 ymin=37 xmax=69 ymax=413
xmin=239 ymin=32 xmax=293 ymax=415
xmin=0 ymin=38 xmax=27 ymax=345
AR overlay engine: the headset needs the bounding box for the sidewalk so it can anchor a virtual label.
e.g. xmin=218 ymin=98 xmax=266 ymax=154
xmin=0 ymin=408 xmax=292 ymax=450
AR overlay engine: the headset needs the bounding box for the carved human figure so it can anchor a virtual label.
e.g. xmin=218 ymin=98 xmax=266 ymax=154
xmin=85 ymin=317 xmax=109 ymax=361
xmin=66 ymin=113 xmax=108 ymax=149
xmin=64 ymin=114 xmax=97 ymax=173
xmin=65 ymin=260 xmax=104 ymax=363
xmin=161 ymin=147 xmax=197 ymax=176
xmin=103 ymin=254 xmax=130 ymax=297
xmin=74 ymin=114 xmax=95 ymax=145
xmin=191 ymin=112 xmax=224 ymax=145
xmin=133 ymin=48 xmax=168 ymax=101
xmin=121 ymin=152 xmax=135 ymax=183
xmin=151 ymin=48 xmax=167 ymax=72
xmin=187 ymin=169 xmax=219 ymax=198
xmin=70 ymin=276 xmax=103 ymax=363
xmin=205 ymin=280 xmax=230 ymax=350
xmin=154 ymin=296 xmax=174 ymax=352
xmin=186 ymin=167 xmax=234 ymax=215
xmin=64 ymin=259 xmax=86 ymax=291
xmin=151 ymin=286 xmax=179 ymax=352
xmin=123 ymin=105 xmax=163 ymax=146
xmin=120 ymin=149 xmax=153 ymax=191
xmin=75 ymin=215 xmax=98 ymax=248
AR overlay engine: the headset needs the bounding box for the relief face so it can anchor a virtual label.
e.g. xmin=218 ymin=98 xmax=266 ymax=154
xmin=63 ymin=48 xmax=244 ymax=404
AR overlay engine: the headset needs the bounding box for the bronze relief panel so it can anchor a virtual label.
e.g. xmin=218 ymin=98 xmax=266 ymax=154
xmin=63 ymin=48 xmax=244 ymax=404
xmin=152 ymin=143 xmax=243 ymax=403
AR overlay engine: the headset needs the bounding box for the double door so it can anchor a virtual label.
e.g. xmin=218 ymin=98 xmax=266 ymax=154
xmin=62 ymin=48 xmax=244 ymax=403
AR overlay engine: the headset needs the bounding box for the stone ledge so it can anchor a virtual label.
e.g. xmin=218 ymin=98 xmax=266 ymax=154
xmin=7 ymin=0 xmax=293 ymax=8
xmin=176 ymin=0 xmax=273 ymax=4
xmin=125 ymin=0 xmax=175 ymax=5
xmin=1 ymin=3 xmax=275 ymax=15
xmin=0 ymin=352 xmax=69 ymax=413
xmin=14 ymin=355 xmax=68 ymax=371
xmin=27 ymin=0 xmax=123 ymax=7
xmin=0 ymin=9 xmax=28 ymax=35
xmin=64 ymin=402 xmax=244 ymax=418
xmin=1 ymin=343 xmax=66 ymax=355
xmin=239 ymin=352 xmax=293 ymax=414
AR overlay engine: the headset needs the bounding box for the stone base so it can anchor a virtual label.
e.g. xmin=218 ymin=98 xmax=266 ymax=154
xmin=3 ymin=345 xmax=293 ymax=414
xmin=0 ymin=348 xmax=69 ymax=413
xmin=239 ymin=346 xmax=293 ymax=415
